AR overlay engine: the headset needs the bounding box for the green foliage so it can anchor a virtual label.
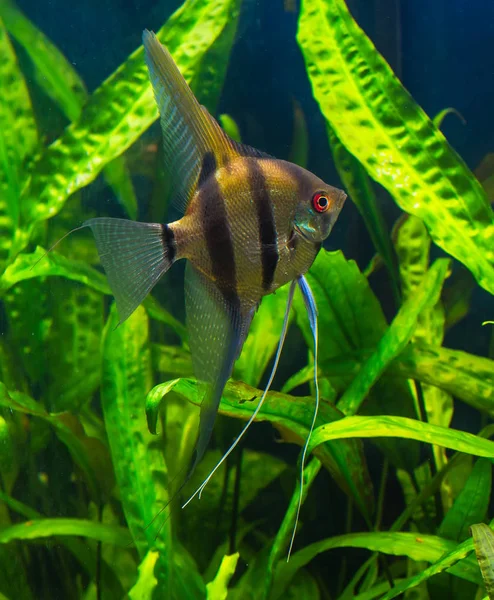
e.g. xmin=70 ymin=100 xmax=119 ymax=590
xmin=0 ymin=0 xmax=493 ymax=599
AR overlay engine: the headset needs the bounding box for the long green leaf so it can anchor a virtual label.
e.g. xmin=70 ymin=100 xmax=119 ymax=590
xmin=471 ymin=523 xmax=494 ymax=599
xmin=0 ymin=382 xmax=111 ymax=503
xmin=439 ymin=459 xmax=492 ymax=542
xmin=309 ymin=415 xmax=494 ymax=458
xmin=0 ymin=15 xmax=37 ymax=259
xmin=102 ymin=306 xmax=205 ymax=599
xmin=274 ymin=531 xmax=481 ymax=600
xmin=146 ymin=378 xmax=374 ymax=518
xmin=327 ymin=125 xmax=398 ymax=297
xmin=380 ymin=535 xmax=479 ymax=599
xmin=337 ymin=259 xmax=449 ymax=414
xmin=0 ymin=0 xmax=140 ymax=219
xmin=0 ymin=518 xmax=129 ymax=545
xmin=395 ymin=214 xmax=453 ymax=477
xmin=0 ymin=0 xmax=86 ymax=121
xmin=14 ymin=0 xmax=241 ymax=254
xmin=297 ymin=0 xmax=494 ymax=295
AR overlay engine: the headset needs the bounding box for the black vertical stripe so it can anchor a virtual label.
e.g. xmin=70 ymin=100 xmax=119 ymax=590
xmin=248 ymin=159 xmax=279 ymax=291
xmin=201 ymin=178 xmax=238 ymax=305
xmin=198 ymin=151 xmax=217 ymax=188
xmin=162 ymin=224 xmax=176 ymax=262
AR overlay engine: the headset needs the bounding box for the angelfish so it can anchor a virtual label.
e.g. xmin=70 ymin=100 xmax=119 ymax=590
xmin=83 ymin=31 xmax=346 ymax=549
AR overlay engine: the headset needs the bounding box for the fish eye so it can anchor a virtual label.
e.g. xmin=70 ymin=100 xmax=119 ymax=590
xmin=312 ymin=192 xmax=329 ymax=213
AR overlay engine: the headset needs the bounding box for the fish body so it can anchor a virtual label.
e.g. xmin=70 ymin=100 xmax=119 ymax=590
xmin=173 ymin=156 xmax=339 ymax=306
xmin=83 ymin=31 xmax=346 ymax=484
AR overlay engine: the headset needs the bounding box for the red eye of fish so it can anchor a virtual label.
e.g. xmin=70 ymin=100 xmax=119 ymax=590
xmin=312 ymin=192 xmax=329 ymax=213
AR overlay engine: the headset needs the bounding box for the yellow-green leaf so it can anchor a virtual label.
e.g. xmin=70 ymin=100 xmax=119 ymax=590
xmin=297 ymin=0 xmax=494 ymax=295
xmin=206 ymin=553 xmax=239 ymax=600
xmin=471 ymin=523 xmax=494 ymax=599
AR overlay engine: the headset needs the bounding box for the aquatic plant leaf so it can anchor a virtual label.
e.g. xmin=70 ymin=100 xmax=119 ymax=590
xmin=471 ymin=523 xmax=494 ymax=598
xmin=0 ymin=0 xmax=86 ymax=121
xmin=0 ymin=0 xmax=139 ymax=219
xmin=393 ymin=345 xmax=494 ymax=419
xmin=45 ymin=280 xmax=103 ymax=412
xmin=297 ymin=0 xmax=494 ymax=296
xmin=128 ymin=551 xmax=159 ymax=600
xmin=327 ymin=126 xmax=398 ymax=296
xmin=395 ymin=213 xmax=453 ymax=482
xmin=295 ymin=249 xmax=419 ymax=469
xmin=273 ymin=531 xmax=482 ymax=600
xmin=337 ymin=258 xmax=449 ymax=415
xmin=0 ymin=382 xmax=112 ymax=503
xmin=235 ymin=284 xmax=293 ymax=387
xmin=101 ymin=306 xmax=205 ymax=599
xmin=152 ymin=344 xmax=193 ymax=378
xmin=308 ymin=415 xmax=494 ymax=458
xmin=433 ymin=107 xmax=466 ymax=130
xmin=259 ymin=458 xmax=322 ymax=599
xmin=439 ymin=459 xmax=492 ymax=542
xmin=146 ymin=378 xmax=374 ymax=521
xmin=0 ymin=247 xmax=187 ymax=340
xmin=0 ymin=518 xmax=129 ymax=545
xmin=206 ymin=553 xmax=239 ymax=600
xmin=218 ymin=114 xmax=242 ymax=142
xmin=15 ymin=0 xmax=241 ymax=253
xmin=379 ymin=532 xmax=485 ymax=599
xmin=0 ymin=15 xmax=37 ymax=260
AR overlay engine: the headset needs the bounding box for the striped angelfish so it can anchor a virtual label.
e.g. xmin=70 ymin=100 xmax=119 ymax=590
xmin=82 ymin=31 xmax=346 ymax=549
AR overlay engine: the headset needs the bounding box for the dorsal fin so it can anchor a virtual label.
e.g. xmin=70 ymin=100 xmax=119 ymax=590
xmin=143 ymin=31 xmax=272 ymax=215
xmin=144 ymin=32 xmax=231 ymax=214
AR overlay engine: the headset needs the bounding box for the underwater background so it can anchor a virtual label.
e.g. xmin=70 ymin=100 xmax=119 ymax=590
xmin=0 ymin=0 xmax=494 ymax=598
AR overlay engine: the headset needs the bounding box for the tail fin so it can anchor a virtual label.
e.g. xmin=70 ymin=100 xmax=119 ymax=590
xmin=84 ymin=217 xmax=175 ymax=324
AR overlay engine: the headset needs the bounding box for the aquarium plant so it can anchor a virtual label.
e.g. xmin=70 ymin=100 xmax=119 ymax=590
xmin=0 ymin=0 xmax=493 ymax=598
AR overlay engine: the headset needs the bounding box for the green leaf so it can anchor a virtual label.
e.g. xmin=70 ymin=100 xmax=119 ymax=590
xmin=394 ymin=213 xmax=453 ymax=477
xmin=102 ymin=306 xmax=205 ymax=599
xmin=218 ymin=114 xmax=241 ymax=142
xmin=45 ymin=281 xmax=103 ymax=411
xmin=0 ymin=518 xmax=129 ymax=545
xmin=206 ymin=553 xmax=239 ymax=600
xmin=0 ymin=0 xmax=86 ymax=121
xmin=274 ymin=531 xmax=481 ymax=599
xmin=236 ymin=284 xmax=292 ymax=386
xmin=337 ymin=258 xmax=450 ymax=414
xmin=0 ymin=247 xmax=187 ymax=340
xmin=309 ymin=415 xmax=494 ymax=459
xmin=128 ymin=551 xmax=159 ymax=600
xmin=15 ymin=0 xmax=241 ymax=254
xmin=439 ymin=459 xmax=492 ymax=542
xmin=0 ymin=382 xmax=112 ymax=503
xmin=394 ymin=345 xmax=494 ymax=418
xmin=297 ymin=0 xmax=494 ymax=295
xmin=327 ymin=125 xmax=398 ymax=297
xmin=471 ymin=523 xmax=494 ymax=599
xmin=0 ymin=15 xmax=37 ymax=259
xmin=146 ymin=378 xmax=374 ymax=521
xmin=296 ymin=250 xmax=419 ymax=469
xmin=433 ymin=107 xmax=466 ymax=130
xmin=379 ymin=535 xmax=479 ymax=599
